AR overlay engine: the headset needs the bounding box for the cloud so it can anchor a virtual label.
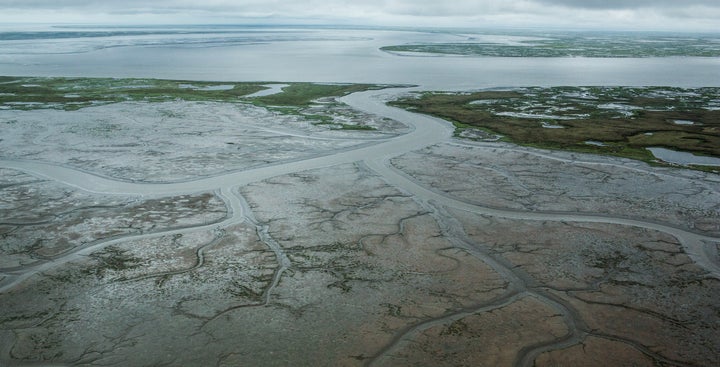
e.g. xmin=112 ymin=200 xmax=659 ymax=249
xmin=534 ymin=0 xmax=720 ymax=10
xmin=0 ymin=0 xmax=718 ymax=31
xmin=3 ymin=0 xmax=718 ymax=12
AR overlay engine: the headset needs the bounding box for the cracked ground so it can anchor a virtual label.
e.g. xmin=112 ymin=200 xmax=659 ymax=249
xmin=2 ymin=160 xmax=718 ymax=366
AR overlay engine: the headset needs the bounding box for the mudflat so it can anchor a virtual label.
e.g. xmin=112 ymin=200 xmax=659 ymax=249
xmin=1 ymin=77 xmax=718 ymax=366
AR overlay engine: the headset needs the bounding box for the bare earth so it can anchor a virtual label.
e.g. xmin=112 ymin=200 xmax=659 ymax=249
xmin=0 ymin=88 xmax=718 ymax=367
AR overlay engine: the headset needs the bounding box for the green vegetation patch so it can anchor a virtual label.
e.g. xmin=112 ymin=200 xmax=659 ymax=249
xmin=390 ymin=86 xmax=720 ymax=170
xmin=0 ymin=76 xmax=390 ymax=131
xmin=381 ymin=33 xmax=720 ymax=58
xmin=0 ymin=76 xmax=266 ymax=111
xmin=339 ymin=123 xmax=375 ymax=131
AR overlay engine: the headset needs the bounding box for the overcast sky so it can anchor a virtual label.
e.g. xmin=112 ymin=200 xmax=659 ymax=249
xmin=1 ymin=0 xmax=719 ymax=31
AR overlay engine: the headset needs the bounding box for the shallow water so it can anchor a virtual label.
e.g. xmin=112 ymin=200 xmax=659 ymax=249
xmin=648 ymin=147 xmax=720 ymax=166
xmin=1 ymin=26 xmax=718 ymax=89
xmin=179 ymin=84 xmax=235 ymax=91
xmin=585 ymin=141 xmax=607 ymax=147
xmin=245 ymin=84 xmax=290 ymax=98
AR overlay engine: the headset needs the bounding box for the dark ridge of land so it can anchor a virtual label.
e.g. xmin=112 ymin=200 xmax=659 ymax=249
xmin=380 ymin=34 xmax=720 ymax=58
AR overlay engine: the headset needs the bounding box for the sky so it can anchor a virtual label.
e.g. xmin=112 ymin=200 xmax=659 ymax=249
xmin=1 ymin=0 xmax=719 ymax=32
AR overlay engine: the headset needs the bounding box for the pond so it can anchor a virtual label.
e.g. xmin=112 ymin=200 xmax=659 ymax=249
xmin=647 ymin=147 xmax=720 ymax=166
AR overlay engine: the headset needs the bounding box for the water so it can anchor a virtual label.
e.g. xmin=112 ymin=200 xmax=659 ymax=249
xmin=585 ymin=141 xmax=607 ymax=146
xmin=672 ymin=119 xmax=696 ymax=125
xmin=648 ymin=147 xmax=720 ymax=166
xmin=1 ymin=25 xmax=719 ymax=89
xmin=245 ymin=84 xmax=290 ymax=98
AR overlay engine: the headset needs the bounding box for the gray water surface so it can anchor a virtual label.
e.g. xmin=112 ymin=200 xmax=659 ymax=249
xmin=648 ymin=147 xmax=720 ymax=167
xmin=1 ymin=26 xmax=718 ymax=89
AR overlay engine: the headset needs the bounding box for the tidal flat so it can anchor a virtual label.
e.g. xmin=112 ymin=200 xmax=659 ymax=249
xmin=0 ymin=77 xmax=719 ymax=367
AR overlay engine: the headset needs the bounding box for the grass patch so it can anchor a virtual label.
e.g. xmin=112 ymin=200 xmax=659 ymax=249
xmin=0 ymin=76 xmax=392 ymax=133
xmin=339 ymin=123 xmax=375 ymax=130
xmin=303 ymin=114 xmax=334 ymax=124
xmin=0 ymin=76 xmax=267 ymax=110
xmin=390 ymin=86 xmax=720 ymax=170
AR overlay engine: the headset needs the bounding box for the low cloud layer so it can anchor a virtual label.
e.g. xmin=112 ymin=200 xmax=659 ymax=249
xmin=1 ymin=0 xmax=718 ymax=31
xmin=536 ymin=0 xmax=719 ymax=9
